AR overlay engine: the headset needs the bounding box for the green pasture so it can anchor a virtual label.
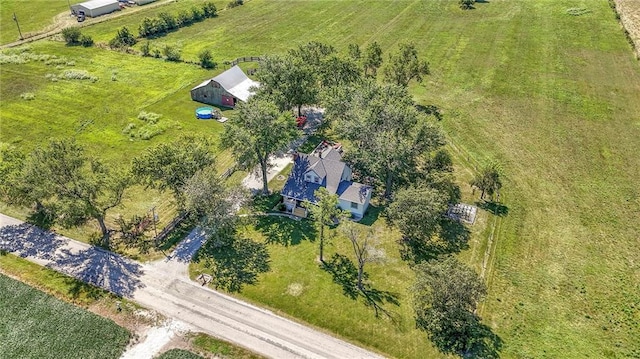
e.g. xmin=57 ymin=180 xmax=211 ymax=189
xmin=0 ymin=0 xmax=80 ymax=45
xmin=156 ymin=349 xmax=204 ymax=359
xmin=0 ymin=0 xmax=639 ymax=358
xmin=0 ymin=273 xmax=130 ymax=359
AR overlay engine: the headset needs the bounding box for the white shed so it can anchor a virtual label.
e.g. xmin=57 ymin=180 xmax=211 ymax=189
xmin=71 ymin=0 xmax=119 ymax=17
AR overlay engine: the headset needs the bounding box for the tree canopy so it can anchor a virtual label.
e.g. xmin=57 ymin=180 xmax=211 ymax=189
xmin=307 ymin=187 xmax=346 ymax=263
xmin=470 ymin=161 xmax=503 ymax=201
xmin=132 ymin=136 xmax=215 ymax=207
xmin=221 ymin=97 xmax=296 ymax=194
xmin=413 ymin=256 xmax=501 ymax=358
xmin=383 ymin=42 xmax=430 ymax=87
xmin=333 ymin=81 xmax=446 ymax=197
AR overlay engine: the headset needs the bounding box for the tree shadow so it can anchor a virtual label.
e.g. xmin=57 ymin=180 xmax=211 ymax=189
xmin=0 ymin=223 xmax=68 ymax=261
xmin=53 ymin=246 xmax=145 ymax=298
xmin=463 ymin=322 xmax=503 ymax=359
xmin=475 ymin=201 xmax=509 ymax=217
xmin=255 ymin=216 xmax=316 ymax=246
xmin=196 ymin=237 xmax=270 ymax=293
xmin=322 ymin=253 xmax=400 ymax=319
xmin=399 ymin=219 xmax=470 ymax=264
xmin=165 ymin=226 xmax=207 ymax=263
xmin=358 ymin=204 xmax=382 ymax=226
xmin=415 ymin=104 xmax=443 ymax=121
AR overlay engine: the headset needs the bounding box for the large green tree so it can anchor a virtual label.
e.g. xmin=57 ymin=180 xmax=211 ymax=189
xmin=334 ymin=81 xmax=446 ymax=197
xmin=387 ymin=185 xmax=449 ymax=243
xmin=362 ymin=41 xmax=383 ymax=77
xmin=24 ymin=140 xmax=129 ymax=245
xmin=307 ymin=187 xmax=346 ymax=263
xmin=413 ymin=256 xmax=501 ymax=358
xmin=221 ymin=98 xmax=297 ymax=194
xmin=383 ymin=42 xmax=430 ymax=87
xmin=255 ymin=54 xmax=318 ymax=116
xmin=470 ymin=161 xmax=503 ymax=201
xmin=132 ymin=136 xmax=214 ymax=207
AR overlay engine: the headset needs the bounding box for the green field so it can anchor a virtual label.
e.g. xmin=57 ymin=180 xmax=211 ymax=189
xmin=0 ymin=273 xmax=130 ymax=359
xmin=1 ymin=0 xmax=640 ymax=358
xmin=0 ymin=0 xmax=82 ymax=45
xmin=156 ymin=349 xmax=204 ymax=359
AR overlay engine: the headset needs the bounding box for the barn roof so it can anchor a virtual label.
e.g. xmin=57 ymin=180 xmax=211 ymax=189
xmin=192 ymin=66 xmax=259 ymax=102
xmin=77 ymin=0 xmax=119 ymax=9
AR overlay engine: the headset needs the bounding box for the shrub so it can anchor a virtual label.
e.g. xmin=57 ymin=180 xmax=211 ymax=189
xmin=20 ymin=92 xmax=35 ymax=100
xmin=79 ymin=34 xmax=94 ymax=47
xmin=137 ymin=111 xmax=162 ymax=124
xmin=158 ymin=12 xmax=177 ymax=30
xmin=61 ymin=27 xmax=82 ymax=45
xmin=141 ymin=41 xmax=151 ymax=57
xmin=226 ymin=0 xmax=244 ymax=9
xmin=198 ymin=49 xmax=216 ymax=69
xmin=202 ymin=2 xmax=217 ymax=17
xmin=176 ymin=10 xmax=193 ymax=26
xmin=109 ymin=27 xmax=137 ymax=48
xmin=63 ymin=69 xmax=98 ymax=82
xmin=191 ymin=6 xmax=204 ymax=21
xmin=459 ymin=0 xmax=475 ymax=10
xmin=162 ymin=45 xmax=181 ymax=62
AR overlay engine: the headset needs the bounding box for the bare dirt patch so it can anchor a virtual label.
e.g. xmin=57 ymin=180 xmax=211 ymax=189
xmin=612 ymin=0 xmax=640 ymax=58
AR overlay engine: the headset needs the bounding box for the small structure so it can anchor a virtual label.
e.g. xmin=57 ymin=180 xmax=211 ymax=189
xmin=195 ymin=107 xmax=219 ymax=120
xmin=447 ymin=203 xmax=478 ymax=225
xmin=281 ymin=142 xmax=372 ymax=220
xmin=190 ymin=66 xmax=259 ymax=108
xmin=71 ymin=0 xmax=120 ymax=17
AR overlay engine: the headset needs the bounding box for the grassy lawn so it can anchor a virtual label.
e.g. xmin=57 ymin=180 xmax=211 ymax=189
xmin=1 ymin=0 xmax=639 ymax=357
xmin=0 ymin=272 xmax=130 ymax=359
xmin=0 ymin=0 xmax=81 ymax=45
xmin=191 ymin=333 xmax=265 ymax=359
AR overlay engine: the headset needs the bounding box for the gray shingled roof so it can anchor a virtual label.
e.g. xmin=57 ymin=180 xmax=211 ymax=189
xmin=337 ymin=181 xmax=371 ymax=204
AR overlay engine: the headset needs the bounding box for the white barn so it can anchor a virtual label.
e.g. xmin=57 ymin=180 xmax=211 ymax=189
xmin=71 ymin=0 xmax=119 ymax=17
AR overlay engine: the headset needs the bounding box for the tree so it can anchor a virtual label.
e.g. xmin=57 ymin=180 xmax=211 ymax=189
xmin=140 ymin=41 xmax=151 ymax=57
xmin=109 ymin=26 xmax=137 ymax=48
xmin=340 ymin=222 xmax=382 ymax=290
xmin=191 ymin=6 xmax=204 ymax=21
xmin=158 ymin=12 xmax=177 ymax=30
xmin=383 ymin=42 xmax=430 ymax=87
xmin=202 ymin=2 xmax=217 ymax=17
xmin=198 ymin=49 xmax=216 ymax=69
xmin=459 ymin=0 xmax=475 ymax=10
xmin=413 ymin=256 xmax=501 ymax=358
xmin=162 ymin=44 xmax=181 ymax=62
xmin=176 ymin=10 xmax=193 ymax=26
xmin=470 ymin=161 xmax=503 ymax=201
xmin=255 ymin=54 xmax=318 ymax=116
xmin=79 ymin=34 xmax=93 ymax=47
xmin=61 ymin=27 xmax=81 ymax=45
xmin=334 ymin=81 xmax=446 ymax=197
xmin=132 ymin=136 xmax=215 ymax=208
xmin=28 ymin=139 xmax=129 ymax=246
xmin=362 ymin=41 xmax=383 ymax=77
xmin=221 ymin=98 xmax=296 ymax=194
xmin=0 ymin=145 xmax=50 ymax=211
xmin=347 ymin=43 xmax=361 ymax=61
xmin=138 ymin=17 xmax=154 ymax=37
xmin=306 ymin=188 xmax=346 ymax=263
xmin=387 ymin=185 xmax=449 ymax=243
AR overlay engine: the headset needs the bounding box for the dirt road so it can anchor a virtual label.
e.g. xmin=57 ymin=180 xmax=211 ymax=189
xmin=0 ymin=213 xmax=384 ymax=359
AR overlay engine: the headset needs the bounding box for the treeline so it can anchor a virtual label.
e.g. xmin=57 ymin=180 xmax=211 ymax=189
xmin=138 ymin=2 xmax=217 ymax=38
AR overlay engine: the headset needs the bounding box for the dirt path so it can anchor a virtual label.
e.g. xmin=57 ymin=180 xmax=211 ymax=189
xmin=0 ymin=213 xmax=384 ymax=359
xmin=612 ymin=0 xmax=640 ymax=59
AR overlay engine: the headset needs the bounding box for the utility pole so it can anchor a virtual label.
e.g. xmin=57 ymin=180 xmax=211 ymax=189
xmin=151 ymin=206 xmax=158 ymax=237
xmin=12 ymin=12 xmax=23 ymax=40
xmin=67 ymin=0 xmax=73 ymax=14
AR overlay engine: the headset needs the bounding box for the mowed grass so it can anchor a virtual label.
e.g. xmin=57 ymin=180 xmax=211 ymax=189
xmin=0 ymin=41 xmax=235 ymax=244
xmin=0 ymin=0 xmax=82 ymax=45
xmin=0 ymin=273 xmax=130 ymax=359
xmin=1 ymin=0 xmax=639 ymax=357
xmin=160 ymin=0 xmax=640 ymax=358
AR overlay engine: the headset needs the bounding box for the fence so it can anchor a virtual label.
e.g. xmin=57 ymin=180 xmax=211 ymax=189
xmin=229 ymin=56 xmax=263 ymax=67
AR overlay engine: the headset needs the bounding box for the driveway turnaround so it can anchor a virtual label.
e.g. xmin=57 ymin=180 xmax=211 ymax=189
xmin=0 ymin=213 xmax=384 ymax=359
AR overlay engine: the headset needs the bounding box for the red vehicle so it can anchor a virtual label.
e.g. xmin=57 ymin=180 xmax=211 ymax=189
xmin=296 ymin=115 xmax=307 ymax=128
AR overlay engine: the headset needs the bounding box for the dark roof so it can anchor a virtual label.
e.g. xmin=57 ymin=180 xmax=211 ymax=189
xmin=336 ymin=181 xmax=371 ymax=205
xmin=282 ymin=154 xmax=371 ymax=205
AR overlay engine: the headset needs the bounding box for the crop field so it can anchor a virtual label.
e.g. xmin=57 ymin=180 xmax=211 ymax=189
xmin=0 ymin=273 xmax=130 ymax=359
xmin=1 ymin=0 xmax=639 ymax=358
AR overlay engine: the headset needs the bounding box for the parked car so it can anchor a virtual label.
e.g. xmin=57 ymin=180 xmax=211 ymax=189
xmin=77 ymin=11 xmax=85 ymax=22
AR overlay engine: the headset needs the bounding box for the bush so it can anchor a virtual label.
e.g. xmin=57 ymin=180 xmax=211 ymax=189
xmin=137 ymin=111 xmax=162 ymax=123
xmin=20 ymin=92 xmax=35 ymax=100
xmin=79 ymin=34 xmax=94 ymax=47
xmin=141 ymin=41 xmax=151 ymax=57
xmin=226 ymin=0 xmax=244 ymax=9
xmin=202 ymin=2 xmax=217 ymax=17
xmin=63 ymin=69 xmax=98 ymax=82
xmin=162 ymin=45 xmax=181 ymax=62
xmin=459 ymin=0 xmax=475 ymax=9
xmin=61 ymin=27 xmax=82 ymax=45
xmin=109 ymin=27 xmax=137 ymax=48
xmin=190 ymin=6 xmax=204 ymax=21
xmin=158 ymin=12 xmax=177 ymax=30
xmin=176 ymin=10 xmax=193 ymax=26
xmin=198 ymin=49 xmax=216 ymax=69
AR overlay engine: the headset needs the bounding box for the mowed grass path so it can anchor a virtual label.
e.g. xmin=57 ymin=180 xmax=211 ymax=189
xmin=0 ymin=274 xmax=130 ymax=359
